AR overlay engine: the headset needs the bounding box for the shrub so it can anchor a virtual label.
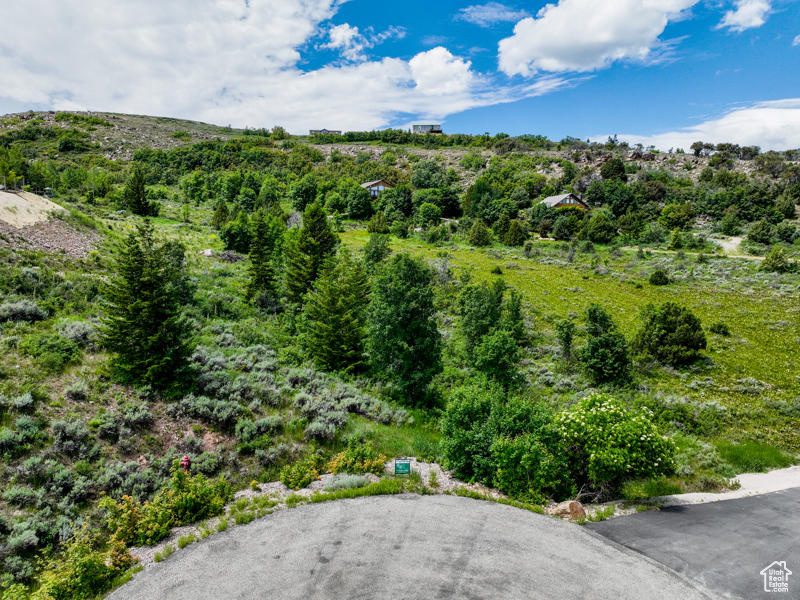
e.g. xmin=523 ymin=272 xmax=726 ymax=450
xmin=34 ymin=525 xmax=131 ymax=600
xmin=468 ymin=219 xmax=491 ymax=247
xmin=64 ymin=380 xmax=88 ymax=402
xmin=0 ymin=300 xmax=47 ymax=323
xmin=503 ymin=220 xmax=527 ymax=246
xmin=648 ymin=269 xmax=670 ymax=286
xmin=440 ymin=382 xmax=574 ymax=500
xmin=280 ymin=455 xmax=322 ymax=490
xmin=328 ymin=440 xmax=386 ymax=475
xmin=52 ymin=419 xmax=92 ymax=457
xmin=578 ymin=304 xmax=631 ymax=385
xmin=760 ymin=246 xmax=794 ymax=273
xmin=558 ymin=393 xmax=675 ymax=489
xmin=324 ymin=474 xmax=370 ymax=491
xmin=633 ymin=302 xmax=707 ymax=367
xmin=58 ymin=320 xmax=97 ymax=349
xmin=19 ymin=334 xmax=81 ymax=373
xmin=168 ymin=394 xmax=242 ymax=430
xmin=748 ymin=219 xmax=775 ymax=245
xmin=101 ymin=463 xmax=231 ymax=546
xmin=708 ymin=321 xmax=730 ymax=336
xmin=473 ymin=329 xmax=520 ymax=388
xmin=363 ymin=233 xmax=391 ymax=264
xmin=11 ymin=392 xmax=36 ymax=413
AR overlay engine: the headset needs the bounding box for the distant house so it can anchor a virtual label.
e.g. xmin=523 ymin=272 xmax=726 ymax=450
xmin=539 ymin=193 xmax=588 ymax=211
xmin=361 ymin=179 xmax=394 ymax=199
xmin=412 ymin=124 xmax=442 ymax=134
xmin=309 ymin=129 xmax=342 ymax=136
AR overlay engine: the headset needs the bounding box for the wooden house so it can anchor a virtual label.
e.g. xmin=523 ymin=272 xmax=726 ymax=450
xmin=360 ymin=179 xmax=394 ymax=199
xmin=539 ymin=193 xmax=588 ymax=211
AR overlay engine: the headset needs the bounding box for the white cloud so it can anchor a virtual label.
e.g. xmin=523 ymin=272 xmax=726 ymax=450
xmin=322 ymin=23 xmax=405 ymax=62
xmin=0 ymin=0 xmax=561 ymax=132
xmin=498 ymin=0 xmax=698 ymax=75
xmin=324 ymin=23 xmax=364 ymax=60
xmin=602 ymin=99 xmax=800 ymax=151
xmin=457 ymin=2 xmax=530 ymax=27
xmin=792 ymin=34 xmax=800 ymax=46
xmin=718 ymin=0 xmax=771 ymax=32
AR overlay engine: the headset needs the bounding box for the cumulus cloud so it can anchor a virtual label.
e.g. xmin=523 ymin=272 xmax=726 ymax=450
xmin=457 ymin=2 xmax=530 ymax=27
xmin=498 ymin=0 xmax=698 ymax=75
xmin=0 ymin=0 xmax=561 ymax=132
xmin=603 ymin=99 xmax=800 ymax=151
xmin=718 ymin=0 xmax=771 ymax=32
xmin=322 ymin=23 xmax=405 ymax=62
xmin=792 ymin=34 xmax=800 ymax=46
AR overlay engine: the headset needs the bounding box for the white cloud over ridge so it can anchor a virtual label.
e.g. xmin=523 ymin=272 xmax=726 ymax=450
xmin=498 ymin=0 xmax=698 ymax=75
xmin=605 ymin=99 xmax=800 ymax=151
xmin=457 ymin=2 xmax=530 ymax=27
xmin=718 ymin=0 xmax=771 ymax=32
xmin=0 ymin=0 xmax=560 ymax=132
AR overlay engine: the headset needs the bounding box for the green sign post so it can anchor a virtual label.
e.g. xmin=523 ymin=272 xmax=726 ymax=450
xmin=394 ymin=458 xmax=411 ymax=475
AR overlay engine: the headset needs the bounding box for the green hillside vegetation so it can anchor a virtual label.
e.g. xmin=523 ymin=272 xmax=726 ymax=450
xmin=0 ymin=113 xmax=798 ymax=598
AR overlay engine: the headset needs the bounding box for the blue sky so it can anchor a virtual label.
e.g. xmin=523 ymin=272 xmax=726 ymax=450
xmin=1 ymin=1 xmax=799 ymax=149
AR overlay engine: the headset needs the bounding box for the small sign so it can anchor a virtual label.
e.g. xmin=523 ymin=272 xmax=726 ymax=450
xmin=394 ymin=459 xmax=411 ymax=475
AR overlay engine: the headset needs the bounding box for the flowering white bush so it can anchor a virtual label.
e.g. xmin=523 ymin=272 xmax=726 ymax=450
xmin=558 ymin=393 xmax=675 ymax=487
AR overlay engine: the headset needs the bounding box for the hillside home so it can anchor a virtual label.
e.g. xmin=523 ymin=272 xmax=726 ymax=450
xmin=539 ymin=193 xmax=588 ymax=211
xmin=361 ymin=180 xmax=394 ymax=199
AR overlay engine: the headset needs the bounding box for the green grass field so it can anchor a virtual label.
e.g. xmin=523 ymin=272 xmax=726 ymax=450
xmin=340 ymin=229 xmax=800 ymax=451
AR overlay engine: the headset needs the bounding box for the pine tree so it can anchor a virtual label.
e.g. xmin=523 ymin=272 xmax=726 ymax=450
xmin=367 ymin=254 xmax=442 ymax=405
xmin=123 ymin=166 xmax=157 ymax=216
xmin=100 ymin=220 xmax=191 ymax=386
xmin=246 ymin=212 xmax=284 ymax=309
xmin=211 ymin=200 xmax=229 ymax=230
xmin=301 ymin=249 xmax=370 ymax=372
xmin=285 ymin=202 xmax=338 ymax=304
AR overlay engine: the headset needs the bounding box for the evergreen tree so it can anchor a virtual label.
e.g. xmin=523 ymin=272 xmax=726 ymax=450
xmin=468 ymin=219 xmax=491 ymax=247
xmin=578 ymin=304 xmax=631 ymax=385
xmin=301 ymin=249 xmax=370 ymax=372
xmin=123 ymin=165 xmax=157 ymax=216
xmin=285 ymin=202 xmax=338 ymax=304
xmin=503 ymin=219 xmax=527 ymax=246
xmin=246 ymin=212 xmax=284 ymax=310
xmin=211 ymin=200 xmax=229 ymax=230
xmin=100 ymin=220 xmax=191 ymax=386
xmin=458 ymin=278 xmax=505 ymax=359
xmin=367 ymin=254 xmax=442 ymax=405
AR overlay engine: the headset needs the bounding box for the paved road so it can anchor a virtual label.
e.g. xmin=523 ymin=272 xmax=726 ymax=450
xmin=109 ymin=494 xmax=711 ymax=600
xmin=588 ymin=487 xmax=800 ymax=599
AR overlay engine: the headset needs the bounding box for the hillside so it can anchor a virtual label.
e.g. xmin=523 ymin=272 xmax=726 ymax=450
xmin=0 ymin=112 xmax=798 ymax=599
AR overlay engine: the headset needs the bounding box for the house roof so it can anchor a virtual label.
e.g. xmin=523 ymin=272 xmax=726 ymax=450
xmin=360 ymin=180 xmax=393 ymax=189
xmin=540 ymin=193 xmax=582 ymax=208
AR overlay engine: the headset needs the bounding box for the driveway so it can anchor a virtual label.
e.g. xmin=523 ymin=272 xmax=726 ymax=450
xmin=108 ymin=494 xmax=711 ymax=600
xmin=587 ymin=488 xmax=800 ymax=599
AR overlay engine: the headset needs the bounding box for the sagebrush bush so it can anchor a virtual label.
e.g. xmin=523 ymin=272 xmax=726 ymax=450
xmin=168 ymin=394 xmax=242 ymax=430
xmin=324 ymin=474 xmax=370 ymax=491
xmin=0 ymin=300 xmax=47 ymax=323
xmin=52 ymin=419 xmax=92 ymax=457
xmin=558 ymin=393 xmax=675 ymax=489
xmin=58 ymin=320 xmax=98 ymax=349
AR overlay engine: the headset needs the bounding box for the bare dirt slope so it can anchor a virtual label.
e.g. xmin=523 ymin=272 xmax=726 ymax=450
xmin=0 ymin=190 xmax=66 ymax=228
